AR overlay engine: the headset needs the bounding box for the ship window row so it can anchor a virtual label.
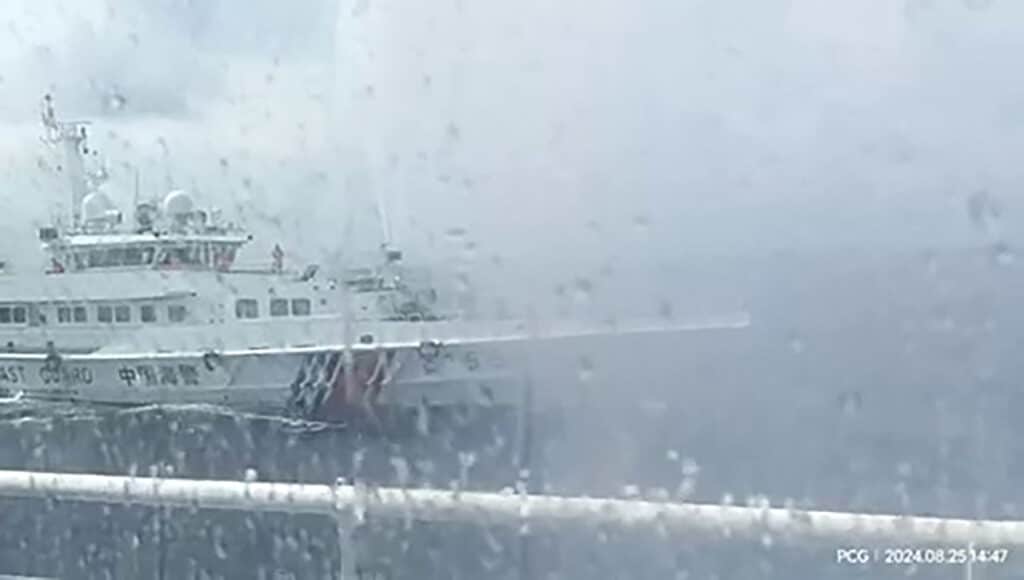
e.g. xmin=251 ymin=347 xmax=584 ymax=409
xmin=0 ymin=303 xmax=188 ymax=325
xmin=66 ymin=244 xmax=238 ymax=271
xmin=0 ymin=306 xmax=27 ymax=324
xmin=236 ymin=298 xmax=311 ymax=319
xmin=53 ymin=304 xmax=187 ymax=324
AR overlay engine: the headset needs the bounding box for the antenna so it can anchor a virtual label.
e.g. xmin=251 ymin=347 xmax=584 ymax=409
xmin=40 ymin=94 xmax=92 ymax=229
xmin=373 ymin=186 xmax=393 ymax=249
xmin=133 ymin=166 xmax=140 ymax=206
xmin=132 ymin=165 xmax=141 ymax=227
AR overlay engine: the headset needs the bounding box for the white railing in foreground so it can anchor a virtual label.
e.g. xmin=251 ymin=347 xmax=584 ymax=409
xmin=0 ymin=469 xmax=1020 ymax=576
xmin=3 ymin=469 xmax=1024 ymax=545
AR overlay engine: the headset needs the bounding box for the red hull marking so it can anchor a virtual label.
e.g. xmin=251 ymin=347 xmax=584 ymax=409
xmin=318 ymin=351 xmax=381 ymax=421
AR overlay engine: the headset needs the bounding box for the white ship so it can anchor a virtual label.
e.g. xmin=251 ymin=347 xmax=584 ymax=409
xmin=0 ymin=96 xmax=750 ymax=425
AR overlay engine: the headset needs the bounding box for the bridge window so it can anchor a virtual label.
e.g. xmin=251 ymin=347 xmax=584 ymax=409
xmin=212 ymin=246 xmax=237 ymax=271
xmin=97 ymin=305 xmax=113 ymax=323
xmin=291 ymin=298 xmax=311 ymax=316
xmin=74 ymin=247 xmax=156 ymax=269
xmin=12 ymin=306 xmax=26 ymax=324
xmin=270 ymin=298 xmax=289 ymax=317
xmin=87 ymin=250 xmax=105 ymax=268
xmin=140 ymin=304 xmax=156 ymax=323
xmin=124 ymin=247 xmax=155 ymax=266
xmin=57 ymin=307 xmax=71 ymax=323
xmin=168 ymin=305 xmax=187 ymax=323
xmin=236 ymin=299 xmax=259 ymax=319
xmin=115 ymin=305 xmax=131 ymax=323
xmin=105 ymin=248 xmax=125 ymax=267
xmin=73 ymin=306 xmax=87 ymax=323
xmin=160 ymin=246 xmax=204 ymax=267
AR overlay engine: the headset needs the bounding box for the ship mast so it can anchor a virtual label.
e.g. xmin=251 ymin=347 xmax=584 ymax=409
xmin=41 ymin=94 xmax=92 ymax=229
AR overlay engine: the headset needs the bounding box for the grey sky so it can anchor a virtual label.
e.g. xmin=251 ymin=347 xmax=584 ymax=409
xmin=1 ymin=0 xmax=1022 ymax=273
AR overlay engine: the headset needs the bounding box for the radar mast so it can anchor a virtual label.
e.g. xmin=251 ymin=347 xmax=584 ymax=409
xmin=40 ymin=94 xmax=93 ymax=229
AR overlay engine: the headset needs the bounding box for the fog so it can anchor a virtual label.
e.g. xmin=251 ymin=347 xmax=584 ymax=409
xmin=2 ymin=0 xmax=1021 ymax=269
xmin=2 ymin=1 xmax=1024 ymax=576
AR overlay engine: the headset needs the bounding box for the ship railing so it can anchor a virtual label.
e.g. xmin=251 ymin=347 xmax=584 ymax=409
xmin=0 ymin=469 xmax=1019 ymax=578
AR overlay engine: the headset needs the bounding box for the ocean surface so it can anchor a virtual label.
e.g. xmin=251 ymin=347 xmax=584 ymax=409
xmin=2 ymin=247 xmax=1024 ymax=578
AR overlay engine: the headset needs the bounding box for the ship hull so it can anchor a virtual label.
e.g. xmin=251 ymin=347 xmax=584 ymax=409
xmin=0 ymin=341 xmax=523 ymax=422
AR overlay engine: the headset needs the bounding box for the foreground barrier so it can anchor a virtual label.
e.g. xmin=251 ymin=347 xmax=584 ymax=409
xmin=0 ymin=469 xmax=1019 ymax=577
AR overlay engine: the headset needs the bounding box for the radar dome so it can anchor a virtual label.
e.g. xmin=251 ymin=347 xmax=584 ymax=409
xmin=162 ymin=190 xmax=195 ymax=217
xmin=82 ymin=191 xmax=115 ymax=221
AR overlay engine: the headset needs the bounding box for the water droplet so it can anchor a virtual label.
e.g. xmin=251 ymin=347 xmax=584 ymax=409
xmin=967 ymin=190 xmax=1001 ymax=231
xmin=922 ymin=250 xmax=939 ymax=277
xmin=461 ymin=241 xmax=478 ymax=264
xmin=666 ymin=449 xmax=680 ymax=462
xmin=839 ymin=391 xmax=863 ymax=417
xmin=244 ymin=468 xmax=258 ymax=482
xmin=352 ymin=448 xmax=366 ymax=476
xmin=676 ymin=477 xmax=696 ymax=499
xmin=788 ymin=334 xmax=805 ymax=354
xmin=963 ymin=0 xmax=993 ymax=11
xmin=748 ymin=494 xmax=771 ymax=509
xmin=383 ymin=457 xmax=408 ymax=489
xmin=416 ymin=403 xmax=430 ymax=436
xmin=681 ymin=458 xmax=700 ymax=477
xmin=213 ymin=526 xmax=229 ymax=559
xmin=577 ymin=356 xmax=594 ymax=384
xmin=104 ymin=91 xmax=127 ymax=112
xmin=991 ymin=241 xmax=1015 ymax=266
xmin=904 ymin=0 xmax=936 ymax=21
xmin=446 ymin=122 xmax=461 ymax=142
xmin=897 ymin=461 xmax=913 ymax=478
xmin=572 ymin=278 xmax=593 ymax=305
xmin=351 ymin=0 xmax=370 ymax=17
xmin=455 ymin=271 xmax=472 ymax=295
xmin=649 ymin=487 xmax=671 ymax=501
xmin=459 ymin=451 xmax=477 ymax=486
xmin=352 ymin=481 xmax=369 ymax=524
xmin=621 ymin=484 xmax=640 ymax=498
xmin=658 ymin=300 xmax=674 ymax=320
xmin=632 ymin=215 xmax=651 ymax=229
xmin=445 ymin=227 xmax=468 ymax=240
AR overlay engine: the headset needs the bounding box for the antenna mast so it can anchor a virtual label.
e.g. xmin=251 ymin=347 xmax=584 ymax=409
xmin=41 ymin=94 xmax=92 ymax=229
xmin=374 ymin=186 xmax=393 ymax=249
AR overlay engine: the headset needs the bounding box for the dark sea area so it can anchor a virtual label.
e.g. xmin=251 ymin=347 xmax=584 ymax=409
xmin=2 ymin=247 xmax=1024 ymax=579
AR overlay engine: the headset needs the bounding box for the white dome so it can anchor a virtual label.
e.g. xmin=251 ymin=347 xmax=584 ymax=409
xmin=162 ymin=190 xmax=195 ymax=217
xmin=82 ymin=191 xmax=114 ymax=221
